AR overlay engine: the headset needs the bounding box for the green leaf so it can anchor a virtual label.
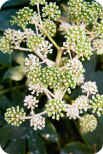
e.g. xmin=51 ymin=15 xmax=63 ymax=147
xmin=60 ymin=142 xmax=93 ymax=154
xmin=40 ymin=121 xmax=59 ymax=143
xmin=83 ymin=55 xmax=97 ymax=77
xmin=5 ymin=139 xmax=26 ymax=154
xmin=0 ymin=126 xmax=12 ymax=147
xmin=89 ymin=71 xmax=103 ymax=93
xmin=28 ymin=129 xmax=47 ymax=154
xmin=0 ymin=52 xmax=11 ymax=66
xmin=3 ymin=66 xmax=24 ymax=81
xmin=0 ymin=95 xmax=10 ymax=109
xmin=3 ymin=0 xmax=29 ymax=8
xmin=0 ymin=9 xmax=18 ymax=31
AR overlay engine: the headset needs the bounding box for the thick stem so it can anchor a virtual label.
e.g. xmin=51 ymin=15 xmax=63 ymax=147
xmin=56 ymin=48 xmax=63 ymax=66
xmin=42 ymin=27 xmax=60 ymax=50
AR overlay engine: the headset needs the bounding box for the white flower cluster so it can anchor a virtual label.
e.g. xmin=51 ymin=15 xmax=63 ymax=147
xmin=65 ymin=103 xmax=80 ymax=120
xmin=25 ymin=54 xmax=40 ymax=72
xmin=67 ymin=57 xmax=85 ymax=85
xmin=28 ymin=83 xmax=45 ymax=95
xmin=30 ymin=114 xmax=45 ymax=130
xmin=75 ymin=95 xmax=90 ymax=113
xmin=36 ymin=40 xmax=53 ymax=58
xmin=81 ymin=81 xmax=98 ymax=96
xmin=24 ymin=95 xmax=39 ymax=109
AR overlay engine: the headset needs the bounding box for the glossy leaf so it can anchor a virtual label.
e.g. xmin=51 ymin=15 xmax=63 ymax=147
xmin=2 ymin=0 xmax=29 ymax=8
xmin=0 ymin=9 xmax=18 ymax=31
xmin=40 ymin=121 xmax=59 ymax=143
xmin=60 ymin=142 xmax=93 ymax=154
xmin=28 ymin=130 xmax=47 ymax=154
xmin=5 ymin=139 xmax=26 ymax=154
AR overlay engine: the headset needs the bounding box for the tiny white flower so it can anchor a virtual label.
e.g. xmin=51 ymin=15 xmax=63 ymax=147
xmin=67 ymin=57 xmax=85 ymax=85
xmin=28 ymin=83 xmax=45 ymax=95
xmin=25 ymin=54 xmax=39 ymax=72
xmin=65 ymin=103 xmax=80 ymax=120
xmin=24 ymin=95 xmax=38 ymax=109
xmin=81 ymin=81 xmax=98 ymax=95
xmin=37 ymin=40 xmax=53 ymax=58
xmin=30 ymin=114 xmax=45 ymax=130
xmin=75 ymin=95 xmax=90 ymax=113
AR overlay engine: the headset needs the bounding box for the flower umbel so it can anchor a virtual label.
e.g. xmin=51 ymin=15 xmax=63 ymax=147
xmin=5 ymin=106 xmax=26 ymax=127
xmin=90 ymin=94 xmax=103 ymax=117
xmin=24 ymin=95 xmax=39 ymax=109
xmin=45 ymin=99 xmax=65 ymax=120
xmin=79 ymin=114 xmax=98 ymax=133
xmin=30 ymin=114 xmax=45 ymax=130
xmin=81 ymin=81 xmax=98 ymax=96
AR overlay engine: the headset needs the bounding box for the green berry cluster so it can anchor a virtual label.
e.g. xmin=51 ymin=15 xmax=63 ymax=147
xmin=41 ymin=19 xmax=56 ymax=37
xmin=11 ymin=7 xmax=33 ymax=29
xmin=45 ymin=99 xmax=65 ymax=120
xmin=41 ymin=67 xmax=62 ymax=89
xmin=67 ymin=0 xmax=103 ymax=26
xmin=27 ymin=65 xmax=76 ymax=91
xmin=65 ymin=25 xmax=92 ymax=59
xmin=30 ymin=0 xmax=46 ymax=5
xmin=27 ymin=65 xmax=42 ymax=84
xmin=90 ymin=94 xmax=103 ymax=117
xmin=27 ymin=34 xmax=44 ymax=51
xmin=61 ymin=70 xmax=76 ymax=89
xmin=42 ymin=2 xmax=61 ymax=21
xmin=5 ymin=106 xmax=26 ymax=127
xmin=79 ymin=114 xmax=98 ymax=134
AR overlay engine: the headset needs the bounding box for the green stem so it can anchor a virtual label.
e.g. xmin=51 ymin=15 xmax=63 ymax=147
xmin=42 ymin=28 xmax=60 ymax=50
xmin=56 ymin=48 xmax=63 ymax=66
xmin=40 ymin=25 xmax=63 ymax=66
xmin=37 ymin=3 xmax=42 ymax=24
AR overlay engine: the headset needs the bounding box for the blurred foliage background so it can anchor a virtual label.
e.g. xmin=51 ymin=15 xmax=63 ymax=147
xmin=0 ymin=0 xmax=103 ymax=154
